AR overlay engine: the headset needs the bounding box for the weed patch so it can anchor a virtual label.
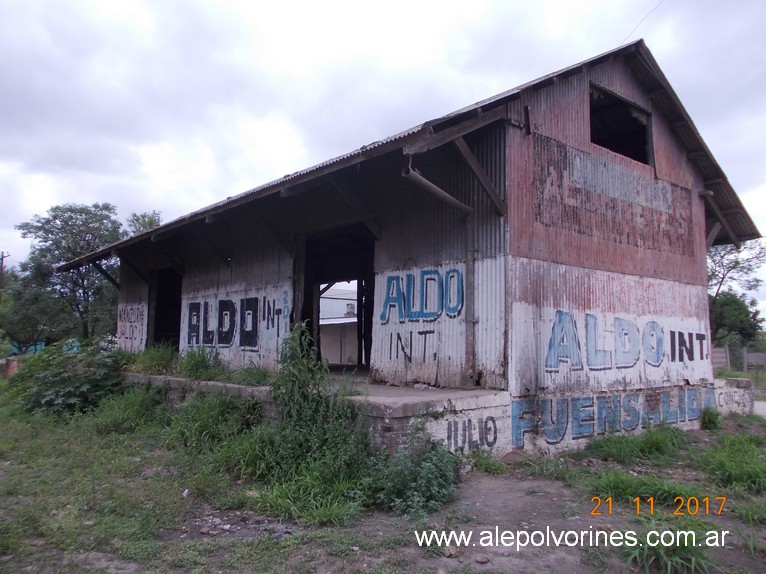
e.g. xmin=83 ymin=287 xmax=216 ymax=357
xmin=166 ymin=393 xmax=260 ymax=452
xmin=695 ymin=433 xmax=766 ymax=493
xmin=469 ymin=449 xmax=506 ymax=475
xmin=586 ymin=423 xmax=688 ymax=464
xmin=588 ymin=469 xmax=700 ymax=506
xmin=623 ymin=514 xmax=716 ymax=574
xmin=363 ymin=433 xmax=458 ymax=515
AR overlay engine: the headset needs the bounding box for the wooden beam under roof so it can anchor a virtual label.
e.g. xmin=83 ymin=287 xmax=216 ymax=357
xmin=452 ymin=136 xmax=505 ymax=217
xmin=403 ymin=105 xmax=508 ymax=155
xmin=330 ymin=176 xmax=382 ymax=240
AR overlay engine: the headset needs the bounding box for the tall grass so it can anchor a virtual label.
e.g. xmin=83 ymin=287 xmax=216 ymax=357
xmin=624 ymin=514 xmax=716 ymax=574
xmin=695 ymin=433 xmax=766 ymax=493
xmin=213 ymin=323 xmax=458 ymax=523
xmin=125 ymin=343 xmax=179 ymax=375
xmin=585 ymin=423 xmax=688 ymax=464
xmin=166 ymin=393 xmax=260 ymax=452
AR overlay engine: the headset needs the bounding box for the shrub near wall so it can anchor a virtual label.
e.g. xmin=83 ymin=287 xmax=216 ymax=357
xmin=8 ymin=341 xmax=124 ymax=415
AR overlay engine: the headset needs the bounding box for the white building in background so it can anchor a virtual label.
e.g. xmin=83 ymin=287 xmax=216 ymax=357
xmin=319 ymin=284 xmax=358 ymax=365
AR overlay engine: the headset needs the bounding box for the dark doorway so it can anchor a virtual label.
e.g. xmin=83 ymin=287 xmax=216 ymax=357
xmin=152 ymin=267 xmax=183 ymax=350
xmin=300 ymin=223 xmax=375 ymax=367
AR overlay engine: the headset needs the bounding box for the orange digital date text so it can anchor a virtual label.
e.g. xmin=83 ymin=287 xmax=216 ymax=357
xmin=590 ymin=496 xmax=727 ymax=516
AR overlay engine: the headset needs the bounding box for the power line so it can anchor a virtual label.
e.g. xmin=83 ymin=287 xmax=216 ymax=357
xmin=620 ymin=0 xmax=666 ymax=46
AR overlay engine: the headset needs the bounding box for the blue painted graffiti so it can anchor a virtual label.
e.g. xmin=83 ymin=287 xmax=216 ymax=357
xmin=545 ymin=311 xmax=706 ymax=372
xmin=380 ymin=268 xmax=463 ymax=324
xmin=510 ymin=387 xmax=716 ymax=447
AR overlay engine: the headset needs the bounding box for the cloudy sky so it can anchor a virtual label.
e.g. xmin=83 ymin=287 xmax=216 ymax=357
xmin=1 ymin=0 xmax=765 ymax=298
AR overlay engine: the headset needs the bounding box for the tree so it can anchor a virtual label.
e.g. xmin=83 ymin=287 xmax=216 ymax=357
xmin=708 ymin=290 xmax=762 ymax=346
xmin=126 ymin=210 xmax=162 ymax=235
xmin=707 ymin=240 xmax=766 ymax=300
xmin=0 ymin=269 xmax=76 ymax=352
xmin=707 ymin=239 xmax=766 ymax=349
xmin=16 ymin=203 xmax=124 ymax=339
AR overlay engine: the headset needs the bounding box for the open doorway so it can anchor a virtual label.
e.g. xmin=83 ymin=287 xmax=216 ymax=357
xmin=300 ymin=223 xmax=375 ymax=368
xmin=150 ymin=267 xmax=183 ymax=350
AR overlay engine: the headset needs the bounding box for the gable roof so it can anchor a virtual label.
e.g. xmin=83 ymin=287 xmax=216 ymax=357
xmin=58 ymin=39 xmax=758 ymax=273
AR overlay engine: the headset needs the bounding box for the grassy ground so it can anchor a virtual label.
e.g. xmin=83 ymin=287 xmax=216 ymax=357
xmin=2 ymin=388 xmax=765 ymax=573
xmin=1 ymin=359 xmax=765 ymax=573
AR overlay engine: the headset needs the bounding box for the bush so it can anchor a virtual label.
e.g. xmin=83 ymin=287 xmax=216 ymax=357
xmin=9 ymin=341 xmax=125 ymax=415
xmin=172 ymin=323 xmax=460 ymax=523
xmin=364 ymin=427 xmax=459 ymax=514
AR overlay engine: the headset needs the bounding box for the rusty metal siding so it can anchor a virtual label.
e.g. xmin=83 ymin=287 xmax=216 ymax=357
xmin=506 ymin=56 xmax=708 ymax=287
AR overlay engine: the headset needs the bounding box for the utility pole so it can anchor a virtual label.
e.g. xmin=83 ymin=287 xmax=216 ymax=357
xmin=0 ymin=251 xmax=8 ymax=291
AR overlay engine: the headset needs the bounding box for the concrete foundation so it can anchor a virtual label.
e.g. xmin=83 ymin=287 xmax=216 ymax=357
xmin=123 ymin=373 xmax=754 ymax=455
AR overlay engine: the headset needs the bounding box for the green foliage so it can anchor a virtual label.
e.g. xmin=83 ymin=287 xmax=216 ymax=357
xmin=126 ymin=210 xmax=162 ymax=235
xmin=708 ymin=240 xmax=766 ymax=299
xmin=215 ymin=323 xmax=458 ymax=523
xmin=87 ymin=386 xmax=169 ymax=434
xmin=588 ymin=469 xmax=700 ymax=505
xmin=0 ymin=269 xmax=76 ymax=351
xmin=166 ymin=393 xmax=260 ymax=452
xmin=16 ymin=203 xmax=125 ymax=339
xmin=695 ymin=433 xmax=766 ymax=493
xmin=586 ymin=423 xmax=688 ymax=464
xmin=624 ymin=514 xmax=716 ymax=574
xmin=363 ymin=428 xmax=458 ymax=514
xmin=212 ymin=425 xmax=280 ymax=480
xmin=700 ymin=407 xmax=721 ymax=431
xmin=9 ymin=341 xmax=125 ymax=415
xmin=470 ymin=449 xmax=506 ymax=475
xmin=709 ymin=291 xmax=762 ymax=346
xmin=229 ymin=363 xmax=274 ymax=386
xmin=267 ymin=322 xmax=365 ymax=481
xmin=246 ymin=467 xmax=360 ymax=525
xmin=125 ymin=343 xmax=179 ymax=375
xmin=519 ymin=455 xmax=579 ymax=485
xmin=736 ymin=500 xmax=766 ymax=526
xmin=176 ymin=347 xmax=230 ymax=381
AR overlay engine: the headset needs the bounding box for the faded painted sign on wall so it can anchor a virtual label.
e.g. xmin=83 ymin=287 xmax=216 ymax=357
xmin=510 ymin=386 xmax=712 ymax=448
xmin=533 ymin=133 xmax=693 ymax=256
xmin=180 ymin=286 xmax=291 ymax=368
xmin=544 ymin=310 xmax=708 ymax=374
xmin=426 ymin=381 xmax=750 ymax=455
xmin=116 ymin=303 xmax=147 ymax=352
xmin=510 ymin=301 xmax=712 ymax=396
xmin=371 ymin=263 xmax=466 ymax=385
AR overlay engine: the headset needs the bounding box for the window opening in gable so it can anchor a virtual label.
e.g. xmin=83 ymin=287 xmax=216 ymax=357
xmin=590 ymin=86 xmax=651 ymax=165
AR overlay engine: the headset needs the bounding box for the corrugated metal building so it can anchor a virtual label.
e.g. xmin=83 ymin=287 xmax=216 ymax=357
xmin=61 ymin=41 xmax=759 ymax=451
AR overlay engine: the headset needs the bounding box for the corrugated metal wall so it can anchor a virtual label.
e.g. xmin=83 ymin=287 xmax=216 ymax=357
xmin=504 ymin=53 xmax=712 ymax=400
xmin=370 ymin=122 xmax=507 ymax=387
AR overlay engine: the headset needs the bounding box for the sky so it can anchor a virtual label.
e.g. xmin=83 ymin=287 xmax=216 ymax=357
xmin=1 ymin=0 xmax=765 ymax=301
